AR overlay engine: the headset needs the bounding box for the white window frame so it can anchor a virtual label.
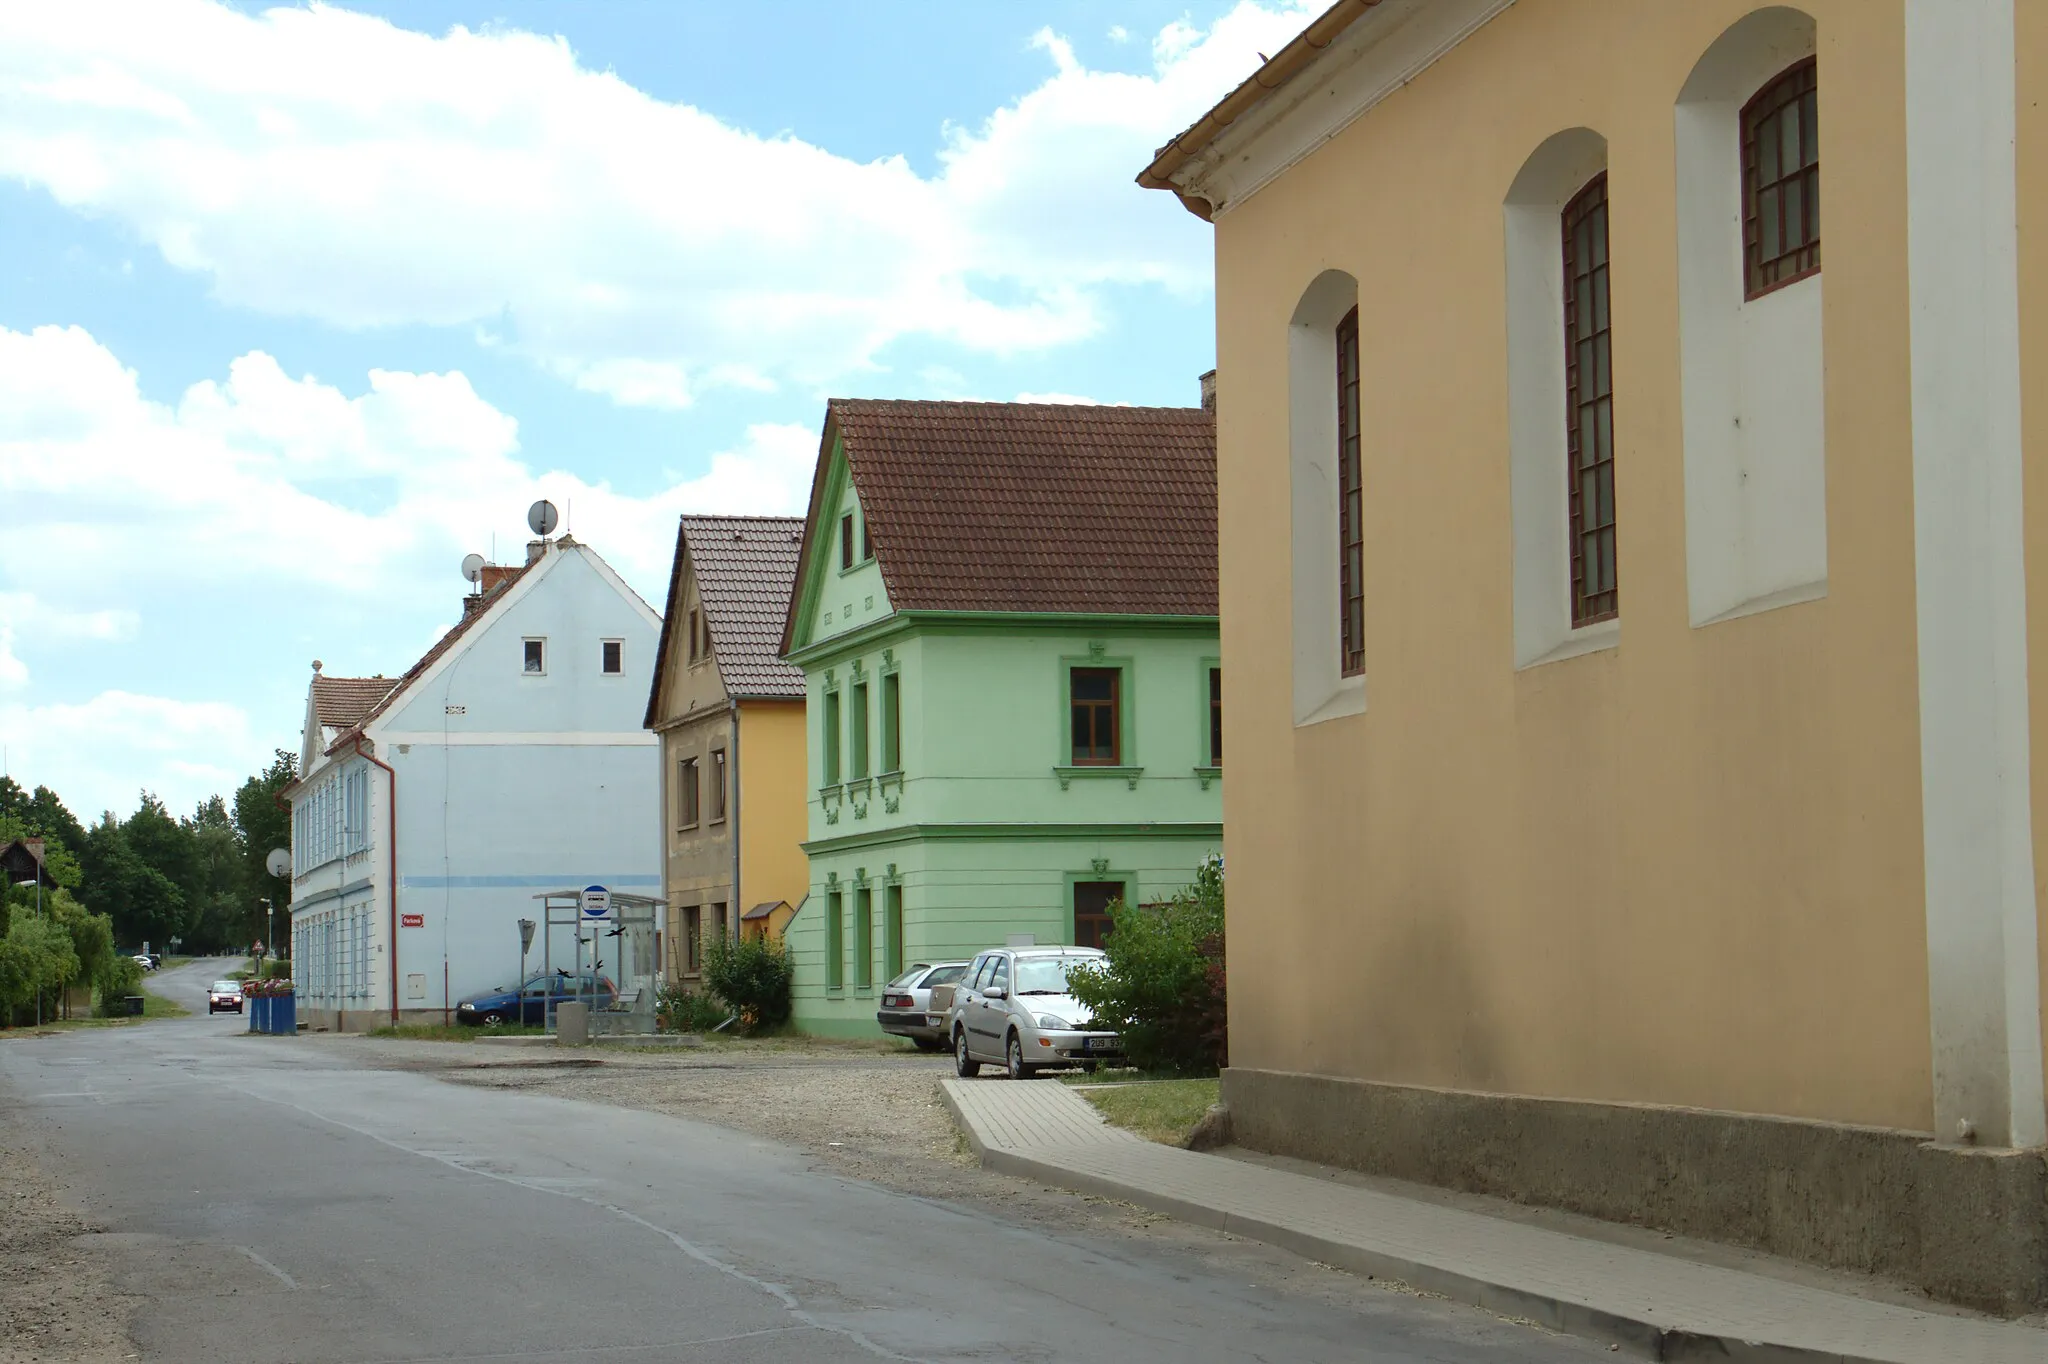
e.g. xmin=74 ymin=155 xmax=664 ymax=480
xmin=522 ymin=636 xmax=547 ymax=676
xmin=601 ymin=637 xmax=625 ymax=675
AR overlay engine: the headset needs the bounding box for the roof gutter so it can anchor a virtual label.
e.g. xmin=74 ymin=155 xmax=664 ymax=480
xmin=1136 ymin=0 xmax=1382 ymax=220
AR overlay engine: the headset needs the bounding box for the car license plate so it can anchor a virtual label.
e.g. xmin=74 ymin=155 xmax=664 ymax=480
xmin=1086 ymin=1035 xmax=1118 ymax=1052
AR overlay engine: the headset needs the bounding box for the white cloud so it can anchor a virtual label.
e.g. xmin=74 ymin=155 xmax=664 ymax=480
xmin=1108 ymin=26 xmax=1132 ymax=43
xmin=0 ymin=690 xmax=254 ymax=821
xmin=0 ymin=1 xmax=1314 ymax=405
xmin=0 ymin=324 xmax=809 ymax=607
xmin=0 ymin=324 xmax=820 ymax=813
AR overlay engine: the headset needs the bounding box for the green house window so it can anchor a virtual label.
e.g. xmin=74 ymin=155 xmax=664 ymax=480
xmin=822 ymin=689 xmax=841 ymax=786
xmin=881 ymin=671 xmax=901 ymax=773
xmin=1070 ymin=667 xmax=1120 ymax=765
xmin=884 ymin=884 xmax=903 ymax=978
xmin=851 ymin=680 xmax=870 ymax=780
xmin=855 ymin=885 xmax=873 ymax=989
xmin=1209 ymin=667 xmax=1223 ymax=766
xmin=825 ymin=890 xmax=843 ymax=989
xmin=840 ymin=513 xmax=855 ymax=571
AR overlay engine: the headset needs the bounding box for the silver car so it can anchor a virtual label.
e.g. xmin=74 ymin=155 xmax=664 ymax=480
xmin=875 ymin=960 xmax=970 ymax=1051
xmin=950 ymin=946 xmax=1124 ymax=1079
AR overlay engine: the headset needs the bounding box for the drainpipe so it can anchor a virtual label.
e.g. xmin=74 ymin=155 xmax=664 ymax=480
xmin=350 ymin=735 xmax=401 ymax=1025
xmin=729 ymin=702 xmax=742 ymax=939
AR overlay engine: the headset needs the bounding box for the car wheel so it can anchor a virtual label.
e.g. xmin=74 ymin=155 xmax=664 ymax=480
xmin=480 ymin=1010 xmax=506 ymax=1026
xmin=911 ymin=1036 xmax=945 ymax=1053
xmin=954 ymin=1028 xmax=981 ymax=1078
xmin=1006 ymin=1032 xmax=1035 ymax=1081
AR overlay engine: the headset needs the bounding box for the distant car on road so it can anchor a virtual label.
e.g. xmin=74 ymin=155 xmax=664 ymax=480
xmin=131 ymin=954 xmax=156 ymax=973
xmin=875 ymin=961 xmax=970 ymax=1051
xmin=455 ymin=972 xmax=616 ymax=1026
xmin=207 ymin=980 xmax=243 ymax=1014
xmin=949 ymin=946 xmax=1124 ymax=1079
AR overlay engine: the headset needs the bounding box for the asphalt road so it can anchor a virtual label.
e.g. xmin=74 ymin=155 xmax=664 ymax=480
xmin=1 ymin=960 xmax=1603 ymax=1364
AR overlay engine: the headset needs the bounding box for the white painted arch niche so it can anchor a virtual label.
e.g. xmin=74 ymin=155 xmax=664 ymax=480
xmin=1288 ymin=268 xmax=1368 ymax=726
xmin=1505 ymin=127 xmax=1616 ymax=669
xmin=1676 ymin=7 xmax=1827 ymax=627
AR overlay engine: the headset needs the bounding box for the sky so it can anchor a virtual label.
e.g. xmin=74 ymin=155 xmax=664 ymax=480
xmin=0 ymin=0 xmax=1315 ymax=823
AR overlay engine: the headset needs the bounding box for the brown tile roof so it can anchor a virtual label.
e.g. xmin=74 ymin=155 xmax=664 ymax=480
xmin=645 ymin=515 xmax=806 ymax=724
xmin=325 ymin=562 xmax=531 ymax=754
xmin=311 ymin=675 xmax=398 ymax=730
xmin=782 ymin=399 xmax=1216 ymax=651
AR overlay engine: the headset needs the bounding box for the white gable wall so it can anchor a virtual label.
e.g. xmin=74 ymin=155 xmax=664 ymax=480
xmin=291 ymin=543 xmax=663 ymax=1026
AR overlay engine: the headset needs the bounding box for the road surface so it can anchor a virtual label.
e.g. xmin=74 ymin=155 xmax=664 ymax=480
xmin=1 ymin=959 xmax=1601 ymax=1363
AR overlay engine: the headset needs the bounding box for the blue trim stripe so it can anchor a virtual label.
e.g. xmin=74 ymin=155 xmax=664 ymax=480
xmin=400 ymin=874 xmax=662 ymax=890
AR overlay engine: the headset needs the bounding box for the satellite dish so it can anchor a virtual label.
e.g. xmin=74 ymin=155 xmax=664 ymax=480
xmin=265 ymin=848 xmax=291 ymax=878
xmin=527 ymin=500 xmax=560 ymax=537
xmin=460 ymin=552 xmax=486 ymax=584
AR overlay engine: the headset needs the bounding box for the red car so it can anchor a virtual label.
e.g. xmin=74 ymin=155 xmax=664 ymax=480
xmin=208 ymin=980 xmax=244 ymax=1014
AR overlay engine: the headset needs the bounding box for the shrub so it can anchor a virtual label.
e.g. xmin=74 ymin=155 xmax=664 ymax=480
xmin=0 ymin=914 xmax=81 ymax=1027
xmin=701 ymin=934 xmax=793 ymax=1034
xmin=1065 ymin=856 xmax=1226 ymax=1075
xmin=655 ymin=982 xmax=730 ymax=1034
xmin=261 ymin=957 xmax=292 ymax=980
xmin=95 ymin=953 xmax=144 ymax=1017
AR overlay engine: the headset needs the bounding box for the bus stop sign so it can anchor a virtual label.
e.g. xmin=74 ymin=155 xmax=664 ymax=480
xmin=581 ymin=885 xmax=612 ymax=919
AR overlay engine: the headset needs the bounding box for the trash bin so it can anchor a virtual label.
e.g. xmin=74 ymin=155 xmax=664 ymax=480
xmin=124 ymin=995 xmax=145 ymax=1017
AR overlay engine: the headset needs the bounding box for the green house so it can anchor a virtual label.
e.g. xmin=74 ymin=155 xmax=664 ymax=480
xmin=777 ymin=397 xmax=1222 ymax=1037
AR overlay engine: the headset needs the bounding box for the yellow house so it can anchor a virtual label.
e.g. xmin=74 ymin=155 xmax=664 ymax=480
xmin=644 ymin=516 xmax=809 ymax=983
xmin=1144 ymin=0 xmax=2048 ymax=1313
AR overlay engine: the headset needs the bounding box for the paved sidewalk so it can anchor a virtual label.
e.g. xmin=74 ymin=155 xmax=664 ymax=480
xmin=939 ymin=1077 xmax=2045 ymax=1364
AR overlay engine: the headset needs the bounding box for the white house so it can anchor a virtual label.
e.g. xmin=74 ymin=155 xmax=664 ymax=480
xmin=286 ymin=532 xmax=663 ymax=1031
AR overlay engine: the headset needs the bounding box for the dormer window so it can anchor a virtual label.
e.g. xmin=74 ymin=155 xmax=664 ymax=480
xmin=601 ymin=640 xmax=622 ymax=674
xmin=523 ymin=638 xmax=546 ymax=674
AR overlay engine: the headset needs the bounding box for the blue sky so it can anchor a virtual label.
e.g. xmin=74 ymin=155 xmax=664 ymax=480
xmin=0 ymin=0 xmax=1311 ymax=821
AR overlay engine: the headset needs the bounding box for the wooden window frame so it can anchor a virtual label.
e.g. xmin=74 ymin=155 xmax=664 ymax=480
xmin=840 ymin=513 xmax=855 ymax=571
xmin=1336 ymin=307 xmax=1364 ymax=677
xmin=1069 ymin=667 xmax=1121 ymax=766
xmin=1563 ymin=172 xmax=1618 ymax=626
xmin=1742 ymin=57 xmax=1820 ymax=301
xmin=683 ymin=905 xmax=701 ymax=975
xmin=854 ymin=884 xmax=873 ymax=990
xmin=861 ymin=516 xmax=872 ymax=563
xmin=822 ymin=688 xmax=842 ymax=786
xmin=883 ymin=883 xmax=904 ymax=980
xmin=1208 ymin=666 xmax=1223 ymax=767
xmin=850 ymin=680 xmax=870 ymax=779
xmin=880 ymin=671 xmax=901 ymax=773
xmin=677 ymin=756 xmax=700 ymax=830
xmin=825 ymin=889 xmax=844 ymax=989
xmin=709 ymin=748 xmax=728 ymax=824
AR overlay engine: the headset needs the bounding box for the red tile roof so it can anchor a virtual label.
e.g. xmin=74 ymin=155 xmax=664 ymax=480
xmin=781 ymin=399 xmax=1216 ymax=652
xmin=311 ymin=675 xmax=398 ymax=730
xmin=645 ymin=515 xmax=807 ymax=726
xmin=325 ymin=562 xmax=531 ymax=754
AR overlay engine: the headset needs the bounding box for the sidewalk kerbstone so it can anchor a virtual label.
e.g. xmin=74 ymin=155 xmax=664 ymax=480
xmin=939 ymin=1077 xmax=2046 ymax=1364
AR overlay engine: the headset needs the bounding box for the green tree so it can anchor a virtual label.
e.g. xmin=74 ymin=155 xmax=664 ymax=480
xmin=1065 ymin=857 xmax=1227 ymax=1074
xmin=234 ymin=750 xmax=297 ymax=946
xmin=181 ymin=796 xmax=245 ymax=953
xmin=0 ymin=913 xmax=80 ymax=1026
xmin=79 ymin=816 xmax=184 ymax=950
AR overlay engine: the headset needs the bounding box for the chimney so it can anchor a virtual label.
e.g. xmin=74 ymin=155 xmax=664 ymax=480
xmin=526 ymin=539 xmax=546 ymax=566
xmin=461 ymin=593 xmax=484 ymax=620
xmin=1199 ymin=369 xmax=1217 ymax=413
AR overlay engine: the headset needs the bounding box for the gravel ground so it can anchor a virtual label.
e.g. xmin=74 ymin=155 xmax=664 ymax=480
xmin=0 ymin=1106 xmax=134 ymax=1364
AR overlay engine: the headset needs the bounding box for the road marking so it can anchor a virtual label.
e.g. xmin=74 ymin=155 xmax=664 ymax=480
xmin=236 ymin=1245 xmax=298 ymax=1289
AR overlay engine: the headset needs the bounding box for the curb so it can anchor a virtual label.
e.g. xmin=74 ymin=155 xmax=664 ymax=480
xmin=938 ymin=1086 xmax=1895 ymax=1364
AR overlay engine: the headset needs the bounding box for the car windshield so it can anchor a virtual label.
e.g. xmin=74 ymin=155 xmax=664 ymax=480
xmin=211 ymin=981 xmax=239 ymax=992
xmin=924 ymin=964 xmax=967 ymax=986
xmin=1013 ymin=958 xmax=1091 ymax=995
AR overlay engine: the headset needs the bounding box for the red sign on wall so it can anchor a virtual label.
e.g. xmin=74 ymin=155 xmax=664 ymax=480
xmin=401 ymin=914 xmax=425 ymax=928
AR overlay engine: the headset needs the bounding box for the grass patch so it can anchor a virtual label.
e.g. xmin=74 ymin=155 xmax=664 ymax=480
xmin=1078 ymin=1077 xmax=1220 ymax=1146
xmin=369 ymin=1023 xmax=546 ymax=1043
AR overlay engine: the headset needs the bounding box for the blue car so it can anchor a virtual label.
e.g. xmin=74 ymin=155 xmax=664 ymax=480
xmin=455 ymin=971 xmax=615 ymax=1026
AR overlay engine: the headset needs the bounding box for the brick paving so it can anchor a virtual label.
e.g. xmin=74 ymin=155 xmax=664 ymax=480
xmin=939 ymin=1077 xmax=2045 ymax=1364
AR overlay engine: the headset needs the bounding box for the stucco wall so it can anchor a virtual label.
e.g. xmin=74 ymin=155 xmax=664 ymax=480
xmin=736 ymin=699 xmax=809 ymax=920
xmin=1215 ymin=0 xmax=1930 ymax=1131
xmin=2019 ymin=0 xmax=2048 ymax=1139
